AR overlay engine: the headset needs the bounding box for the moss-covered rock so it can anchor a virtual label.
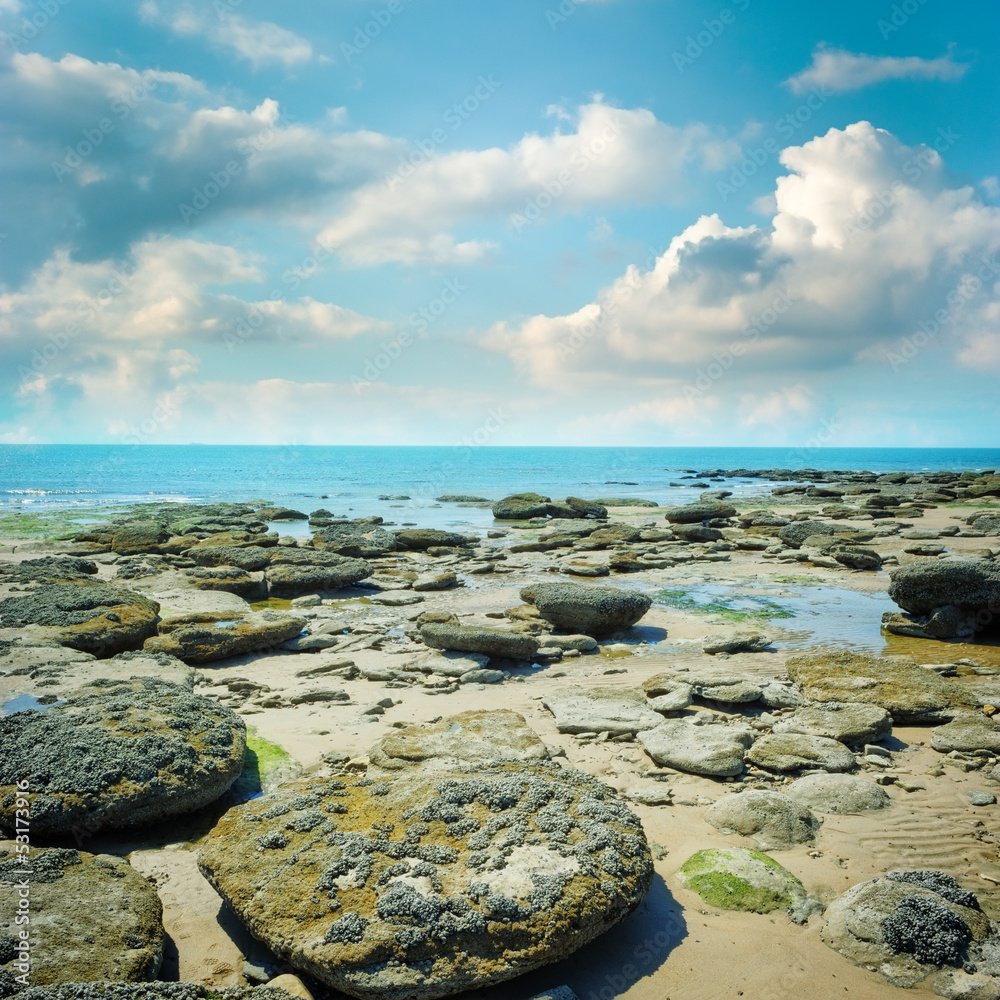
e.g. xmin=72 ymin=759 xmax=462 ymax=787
xmin=519 ymin=583 xmax=651 ymax=636
xmin=143 ymin=610 xmax=304 ymax=663
xmin=676 ymin=847 xmax=808 ymax=914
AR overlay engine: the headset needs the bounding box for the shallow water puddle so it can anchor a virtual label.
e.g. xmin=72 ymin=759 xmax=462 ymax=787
xmin=1 ymin=693 xmax=59 ymax=715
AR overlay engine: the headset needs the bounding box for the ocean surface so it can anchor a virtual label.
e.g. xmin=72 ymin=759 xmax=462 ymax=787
xmin=2 ymin=445 xmax=998 ymax=532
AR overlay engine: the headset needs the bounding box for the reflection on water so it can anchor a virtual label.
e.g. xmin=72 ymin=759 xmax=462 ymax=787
xmin=1 ymin=693 xmax=59 ymax=715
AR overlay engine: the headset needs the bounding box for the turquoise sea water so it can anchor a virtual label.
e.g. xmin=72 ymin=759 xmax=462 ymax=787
xmin=1 ymin=445 xmax=997 ymax=531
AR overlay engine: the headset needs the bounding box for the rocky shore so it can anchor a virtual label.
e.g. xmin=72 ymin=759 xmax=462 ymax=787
xmin=1 ymin=468 xmax=999 ymax=1000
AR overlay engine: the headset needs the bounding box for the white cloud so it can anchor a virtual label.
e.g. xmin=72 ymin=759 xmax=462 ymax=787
xmin=318 ymin=100 xmax=740 ymax=266
xmin=484 ymin=122 xmax=1000 ymax=390
xmin=786 ymin=46 xmax=969 ymax=93
xmin=141 ymin=1 xmax=313 ymax=68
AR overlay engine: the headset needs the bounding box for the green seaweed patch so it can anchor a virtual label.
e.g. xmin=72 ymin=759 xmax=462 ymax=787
xmin=231 ymin=727 xmax=299 ymax=799
xmin=654 ymin=588 xmax=795 ymax=623
xmin=677 ymin=848 xmax=803 ymax=913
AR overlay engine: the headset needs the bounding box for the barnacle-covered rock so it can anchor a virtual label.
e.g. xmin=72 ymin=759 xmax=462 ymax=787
xmin=198 ymin=761 xmax=653 ymax=999
xmin=0 ymin=677 xmax=245 ymax=836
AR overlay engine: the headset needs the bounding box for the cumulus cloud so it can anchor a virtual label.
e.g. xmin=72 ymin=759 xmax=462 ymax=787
xmin=140 ymin=1 xmax=313 ymax=68
xmin=786 ymin=46 xmax=969 ymax=93
xmin=483 ymin=122 xmax=1000 ymax=392
xmin=318 ymin=100 xmax=740 ymax=265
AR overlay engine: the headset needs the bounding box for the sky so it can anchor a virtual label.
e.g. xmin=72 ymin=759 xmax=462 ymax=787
xmin=0 ymin=0 xmax=998 ymax=448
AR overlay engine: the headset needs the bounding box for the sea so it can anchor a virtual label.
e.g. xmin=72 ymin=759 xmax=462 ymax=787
xmin=1 ymin=445 xmax=998 ymax=533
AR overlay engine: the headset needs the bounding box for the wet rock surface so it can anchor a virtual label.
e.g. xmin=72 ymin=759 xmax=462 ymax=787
xmin=0 ymin=677 xmax=245 ymax=835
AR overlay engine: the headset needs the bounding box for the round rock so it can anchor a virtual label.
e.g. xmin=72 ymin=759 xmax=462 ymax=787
xmin=519 ymin=583 xmax=651 ymax=636
xmin=772 ymin=702 xmax=892 ymax=746
xmin=745 ymin=733 xmax=856 ymax=773
xmin=0 ymin=677 xmax=246 ymax=836
xmin=704 ymin=789 xmax=821 ymax=850
xmin=637 ymin=721 xmax=753 ymax=777
xmin=676 ymin=847 xmax=809 ymax=914
xmin=785 ymin=774 xmax=891 ymax=814
xmin=198 ymin=762 xmax=653 ymax=1000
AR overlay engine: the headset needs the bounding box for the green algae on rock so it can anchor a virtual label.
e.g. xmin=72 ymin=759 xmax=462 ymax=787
xmin=676 ymin=847 xmax=809 ymax=915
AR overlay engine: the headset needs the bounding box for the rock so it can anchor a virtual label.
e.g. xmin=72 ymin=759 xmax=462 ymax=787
xmin=745 ymin=733 xmax=856 ymax=773
xmin=0 ymin=985 xmax=301 ymax=1000
xmin=786 ymin=649 xmax=976 ymax=724
xmin=645 ymin=669 xmax=762 ymax=705
xmin=702 ymin=631 xmax=771 ymax=655
xmin=0 ymin=848 xmax=164 ymax=983
xmin=0 ymin=584 xmax=161 ymax=657
xmin=197 ymin=762 xmax=654 ymax=1000
xmin=772 ymin=703 xmax=892 ymax=746
xmin=881 ymin=607 xmax=980 ymax=640
xmin=519 ymin=583 xmax=651 ymax=636
xmin=637 ymin=721 xmax=753 ymax=777
xmin=436 ymin=495 xmax=491 ymax=503
xmin=887 ymin=559 xmax=1000 ymax=638
xmin=821 ymin=871 xmax=995 ymax=988
xmin=969 ymin=791 xmax=997 ymax=806
xmin=258 ymin=507 xmax=309 ymax=521
xmin=289 ymin=688 xmax=350 ymax=705
xmin=645 ymin=680 xmax=694 ymax=712
xmin=670 ymin=524 xmax=723 ymax=542
xmin=492 ymin=493 xmax=554 ymax=519
xmin=183 ymin=566 xmax=266 ymax=600
xmin=281 ymin=633 xmax=344 ymax=653
xmin=785 ymin=774 xmax=891 ymax=814
xmin=663 ymin=501 xmax=737 ymax=524
xmin=458 ymin=669 xmax=505 ymax=684
xmin=905 ymin=542 xmax=947 ymax=556
xmin=419 ymin=623 xmax=538 ymax=660
xmin=370 ymin=592 xmax=424 ymax=606
xmin=590 ymin=497 xmax=659 ymax=508
xmin=413 ymin=572 xmax=463 ymax=592
xmin=367 ymin=710 xmax=550 ymax=776
xmin=704 ymin=789 xmax=821 ymax=850
xmin=542 ymin=634 xmax=598 ymax=652
xmin=831 ymin=545 xmax=882 ymax=570
xmin=565 ymin=497 xmax=608 ymax=518
xmin=0 ymin=555 xmax=100 ymax=586
xmin=109 ymin=522 xmax=171 ymax=555
xmin=265 ymin=550 xmax=373 ymax=597
xmin=932 ymin=968 xmax=1000 ymax=999
xmin=676 ymin=847 xmax=811 ymax=915
xmin=543 ymin=687 xmax=664 ymax=737
xmin=777 ymin=521 xmax=838 ymax=547
xmin=931 ymin=717 xmax=1000 ymax=753
xmin=144 ymin=610 xmax=305 ymax=664
xmin=265 ymin=976 xmax=314 ymax=1000
xmin=186 ymin=545 xmax=272 ymax=571
xmin=313 ymin=524 xmax=397 ymax=558
xmin=0 ymin=677 xmax=245 ymax=836
xmin=394 ymin=529 xmax=470 ymax=550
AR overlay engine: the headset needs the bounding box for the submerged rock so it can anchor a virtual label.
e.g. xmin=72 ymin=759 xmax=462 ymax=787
xmin=519 ymin=583 xmax=651 ymax=636
xmin=0 ymin=847 xmax=164 ymax=984
xmin=0 ymin=677 xmax=245 ymax=836
xmin=198 ymin=762 xmax=653 ymax=1000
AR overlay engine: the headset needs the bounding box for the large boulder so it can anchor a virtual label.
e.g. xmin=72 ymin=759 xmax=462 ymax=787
xmin=313 ymin=524 xmax=397 ymax=558
xmin=367 ymin=710 xmax=550 ymax=776
xmin=265 ymin=550 xmax=373 ymax=597
xmin=772 ymin=703 xmax=892 ymax=746
xmin=519 ymin=583 xmax=651 ymax=636
xmin=394 ymin=529 xmax=469 ymax=550
xmin=676 ymin=847 xmax=811 ymax=916
xmin=821 ymin=871 xmax=996 ymax=988
xmin=786 ymin=649 xmax=976 ymax=724
xmin=143 ymin=610 xmax=305 ymax=663
xmin=0 ymin=584 xmax=160 ymax=657
xmin=492 ymin=493 xmax=554 ymax=519
xmin=637 ymin=721 xmax=753 ymax=777
xmin=543 ymin=687 xmax=664 ymax=737
xmin=198 ymin=762 xmax=653 ymax=1000
xmin=663 ymin=501 xmax=736 ymax=524
xmin=0 ymin=848 xmax=164 ymax=984
xmin=704 ymin=790 xmax=821 ymax=850
xmin=785 ymin=774 xmax=891 ymax=814
xmin=0 ymin=677 xmax=245 ymax=836
xmin=886 ymin=559 xmax=1000 ymax=638
xmin=419 ymin=623 xmax=538 ymax=660
xmin=745 ymin=733 xmax=856 ymax=773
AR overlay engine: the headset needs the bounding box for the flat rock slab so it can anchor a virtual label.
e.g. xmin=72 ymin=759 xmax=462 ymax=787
xmin=198 ymin=762 xmax=653 ymax=1000
xmin=704 ymin=790 xmax=821 ymax=851
xmin=367 ymin=710 xmax=550 ymax=776
xmin=265 ymin=551 xmax=373 ymax=597
xmin=519 ymin=583 xmax=651 ymax=636
xmin=663 ymin=501 xmax=736 ymax=523
xmin=419 ymin=623 xmax=538 ymax=660
xmin=745 ymin=733 xmax=856 ymax=773
xmin=0 ymin=847 xmax=164 ymax=984
xmin=772 ymin=702 xmax=892 ymax=746
xmin=931 ymin=716 xmax=1000 ymax=753
xmin=0 ymin=584 xmax=160 ymax=657
xmin=637 ymin=721 xmax=753 ymax=777
xmin=702 ymin=631 xmax=771 ymax=654
xmin=144 ymin=610 xmax=305 ymax=664
xmin=0 ymin=677 xmax=245 ymax=836
xmin=676 ymin=847 xmax=809 ymax=914
xmin=543 ymin=687 xmax=664 ymax=737
xmin=785 ymin=774 xmax=891 ymax=814
xmin=786 ymin=649 xmax=976 ymax=724
xmin=645 ymin=669 xmax=762 ymax=705
xmin=821 ymin=872 xmax=995 ymax=989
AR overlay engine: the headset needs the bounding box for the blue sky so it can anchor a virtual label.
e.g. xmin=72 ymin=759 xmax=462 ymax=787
xmin=1 ymin=0 xmax=998 ymax=447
